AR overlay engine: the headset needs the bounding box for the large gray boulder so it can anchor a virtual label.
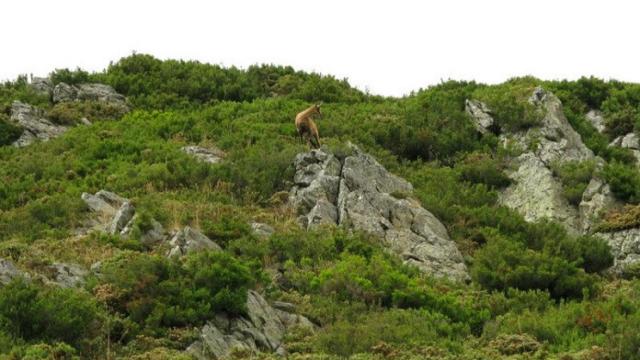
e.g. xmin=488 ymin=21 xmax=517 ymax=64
xmin=188 ymin=290 xmax=313 ymax=359
xmin=9 ymin=101 xmax=67 ymax=147
xmin=52 ymin=83 xmax=78 ymax=103
xmin=579 ymin=172 xmax=621 ymax=233
xmin=465 ymin=99 xmax=495 ymax=134
xmin=289 ymin=145 xmax=469 ymax=282
xmin=167 ymin=226 xmax=222 ymax=258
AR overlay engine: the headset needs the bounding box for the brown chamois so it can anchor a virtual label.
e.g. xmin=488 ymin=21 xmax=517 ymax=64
xmin=295 ymin=104 xmax=322 ymax=149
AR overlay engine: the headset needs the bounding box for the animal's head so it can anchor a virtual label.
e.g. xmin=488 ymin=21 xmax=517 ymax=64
xmin=314 ymin=103 xmax=323 ymax=118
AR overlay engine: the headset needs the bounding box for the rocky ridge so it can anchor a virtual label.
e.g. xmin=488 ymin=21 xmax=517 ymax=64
xmin=289 ymin=144 xmax=469 ymax=282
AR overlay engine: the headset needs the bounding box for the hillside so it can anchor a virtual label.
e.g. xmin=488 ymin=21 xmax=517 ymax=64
xmin=1 ymin=54 xmax=640 ymax=359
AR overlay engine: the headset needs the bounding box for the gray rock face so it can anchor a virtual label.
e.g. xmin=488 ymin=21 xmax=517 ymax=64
xmin=579 ymin=175 xmax=621 ymax=233
xmin=0 ymin=258 xmax=28 ymax=285
xmin=499 ymin=88 xmax=596 ymax=234
xmin=182 ymin=146 xmax=226 ymax=164
xmin=168 ymin=226 xmax=222 ymax=258
xmin=53 ymin=82 xmax=127 ymax=108
xmin=9 ymin=101 xmax=67 ymax=147
xmin=289 ymin=145 xmax=469 ymax=282
xmin=465 ymin=99 xmax=495 ymax=134
xmin=108 ymin=202 xmax=135 ymax=235
xmin=188 ymin=290 xmax=313 ymax=359
xmin=46 ymin=263 xmax=88 ymax=288
xmin=52 ymin=83 xmax=78 ymax=103
xmin=499 ymin=153 xmax=581 ymax=233
xmin=250 ymin=222 xmax=275 ymax=238
xmin=585 ymin=110 xmax=607 ymax=133
xmin=596 ymin=228 xmax=640 ymax=276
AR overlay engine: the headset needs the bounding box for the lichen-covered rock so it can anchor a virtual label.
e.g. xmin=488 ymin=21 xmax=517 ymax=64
xmin=502 ymin=152 xmax=581 ymax=233
xmin=10 ymin=101 xmax=67 ymax=147
xmin=45 ymin=263 xmax=87 ymax=288
xmin=168 ymin=226 xmax=221 ymax=258
xmin=579 ymin=176 xmax=621 ymax=232
xmin=30 ymin=77 xmax=53 ymax=96
xmin=596 ymin=228 xmax=640 ymax=276
xmin=182 ymin=145 xmax=226 ymax=164
xmin=289 ymin=145 xmax=469 ymax=282
xmin=465 ymin=99 xmax=495 ymax=134
xmin=0 ymin=258 xmax=29 ymax=285
xmin=108 ymin=202 xmax=135 ymax=235
xmin=53 ymin=83 xmax=78 ymax=103
xmin=610 ymin=132 xmax=640 ymax=150
xmin=499 ymin=88 xmax=596 ymax=234
xmin=188 ymin=290 xmax=313 ymax=359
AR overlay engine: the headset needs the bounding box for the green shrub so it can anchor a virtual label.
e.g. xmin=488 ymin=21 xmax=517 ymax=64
xmin=602 ymin=161 xmax=640 ymax=203
xmin=47 ymin=100 xmax=128 ymax=125
xmin=456 ymin=152 xmax=511 ymax=189
xmin=550 ymin=160 xmax=595 ymax=205
xmin=95 ymin=250 xmax=254 ymax=332
xmin=0 ymin=116 xmax=22 ymax=146
xmin=0 ymin=279 xmax=102 ymax=347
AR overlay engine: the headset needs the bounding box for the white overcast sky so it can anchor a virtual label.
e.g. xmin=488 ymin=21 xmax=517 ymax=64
xmin=1 ymin=0 xmax=639 ymax=97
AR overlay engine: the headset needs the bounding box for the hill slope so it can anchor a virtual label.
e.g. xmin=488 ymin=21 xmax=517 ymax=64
xmin=1 ymin=55 xmax=640 ymax=359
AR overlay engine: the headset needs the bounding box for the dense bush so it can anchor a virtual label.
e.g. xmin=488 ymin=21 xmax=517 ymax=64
xmin=550 ymin=160 xmax=595 ymax=205
xmin=93 ymin=250 xmax=253 ymax=333
xmin=0 ymin=116 xmax=22 ymax=146
xmin=603 ymin=161 xmax=640 ymax=203
xmin=0 ymin=279 xmax=102 ymax=347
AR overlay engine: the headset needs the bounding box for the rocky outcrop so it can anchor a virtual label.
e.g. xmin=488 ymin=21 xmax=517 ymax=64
xmin=182 ymin=146 xmax=226 ymax=164
xmin=289 ymin=145 xmax=469 ymax=282
xmin=9 ymin=101 xmax=67 ymax=147
xmin=80 ymin=190 xmax=166 ymax=246
xmin=595 ymin=228 xmax=640 ymax=276
xmin=0 ymin=258 xmax=29 ymax=285
xmin=53 ymin=82 xmax=128 ymax=109
xmin=498 ymin=88 xmax=598 ymax=234
xmin=30 ymin=77 xmax=53 ymax=96
xmin=465 ymin=99 xmax=496 ymax=134
xmin=610 ymin=133 xmax=640 ymax=150
xmin=188 ymin=290 xmax=314 ymax=360
xmin=500 ymin=153 xmax=581 ymax=232
xmin=167 ymin=227 xmax=221 ymax=258
xmin=585 ymin=110 xmax=606 ymax=134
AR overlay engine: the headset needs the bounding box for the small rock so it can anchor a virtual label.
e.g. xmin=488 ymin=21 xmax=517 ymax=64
xmin=182 ymin=145 xmax=226 ymax=164
xmin=585 ymin=110 xmax=606 ymax=133
xmin=168 ymin=226 xmax=221 ymax=258
xmin=250 ymin=222 xmax=275 ymax=238
xmin=46 ymin=263 xmax=87 ymax=288
xmin=465 ymin=99 xmax=495 ymax=134
xmin=108 ymin=202 xmax=135 ymax=235
xmin=621 ymin=133 xmax=640 ymax=150
xmin=0 ymin=258 xmax=28 ymax=285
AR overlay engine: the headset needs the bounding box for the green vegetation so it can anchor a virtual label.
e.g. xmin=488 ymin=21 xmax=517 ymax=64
xmin=0 ymin=55 xmax=639 ymax=358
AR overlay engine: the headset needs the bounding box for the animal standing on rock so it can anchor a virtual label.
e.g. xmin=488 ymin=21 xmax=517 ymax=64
xmin=295 ymin=104 xmax=323 ymax=149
